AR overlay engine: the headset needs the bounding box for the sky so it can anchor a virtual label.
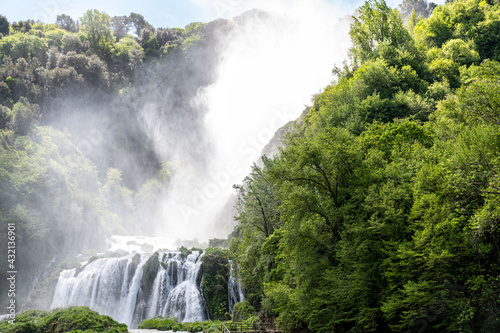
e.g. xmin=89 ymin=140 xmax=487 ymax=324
xmin=0 ymin=0 xmax=437 ymax=29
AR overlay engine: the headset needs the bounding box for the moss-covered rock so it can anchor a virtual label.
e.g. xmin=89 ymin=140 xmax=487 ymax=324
xmin=0 ymin=307 xmax=128 ymax=333
xmin=43 ymin=307 xmax=128 ymax=332
xmin=169 ymin=260 xmax=178 ymax=286
xmin=137 ymin=317 xmax=218 ymax=332
xmin=128 ymin=253 xmax=141 ymax=282
xmin=178 ymin=246 xmax=192 ymax=261
xmin=138 ymin=315 xmax=178 ymax=330
xmin=141 ymin=251 xmax=160 ymax=298
xmin=1 ymin=322 xmax=39 ymax=333
xmin=200 ymin=247 xmax=230 ymax=321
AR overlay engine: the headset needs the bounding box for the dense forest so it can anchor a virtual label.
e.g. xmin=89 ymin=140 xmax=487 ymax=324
xmin=1 ymin=0 xmax=500 ymax=332
xmin=229 ymin=0 xmax=500 ymax=332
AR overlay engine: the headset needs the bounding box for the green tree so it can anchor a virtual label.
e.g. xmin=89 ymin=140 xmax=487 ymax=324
xmin=111 ymin=15 xmax=130 ymax=41
xmin=399 ymin=0 xmax=437 ymax=18
xmin=129 ymin=12 xmax=152 ymax=36
xmin=111 ymin=35 xmax=144 ymax=79
xmin=56 ymin=51 xmax=110 ymax=88
xmin=231 ymin=158 xmax=283 ymax=309
xmin=414 ymin=6 xmax=453 ymax=47
xmin=9 ymin=97 xmax=39 ymax=135
xmin=0 ymin=32 xmax=48 ymax=64
xmin=268 ymin=126 xmax=362 ymax=276
xmin=234 ymin=159 xmax=281 ymax=239
xmin=56 ymin=14 xmax=77 ymax=32
xmin=0 ymin=105 xmax=12 ymax=129
xmin=61 ymin=34 xmax=83 ymax=53
xmin=441 ymin=38 xmax=480 ymax=66
xmin=406 ymin=8 xmax=422 ymax=37
xmin=45 ymin=29 xmax=69 ymax=49
xmin=79 ymin=9 xmax=114 ymax=57
xmin=439 ymin=60 xmax=500 ymax=125
xmin=475 ymin=18 xmax=500 ymax=61
xmin=11 ymin=20 xmax=34 ymax=33
xmin=349 ymin=0 xmax=412 ymax=64
xmin=0 ymin=15 xmax=9 ymax=37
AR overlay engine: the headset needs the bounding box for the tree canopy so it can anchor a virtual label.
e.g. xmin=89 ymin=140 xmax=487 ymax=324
xmin=230 ymin=0 xmax=500 ymax=331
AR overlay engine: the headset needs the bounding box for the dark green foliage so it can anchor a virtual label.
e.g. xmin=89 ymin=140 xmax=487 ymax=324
xmin=129 ymin=12 xmax=153 ymax=36
xmin=0 ymin=105 xmax=12 ymax=129
xmin=11 ymin=20 xmax=34 ymax=33
xmin=230 ymin=1 xmax=500 ymax=332
xmin=56 ymin=14 xmax=77 ymax=32
xmin=208 ymin=238 xmax=229 ymax=248
xmin=232 ymin=301 xmax=256 ymax=322
xmin=9 ymin=97 xmax=39 ymax=135
xmin=201 ymin=247 xmax=230 ymax=320
xmin=0 ymin=307 xmax=127 ymax=333
xmin=110 ymin=16 xmax=129 ymax=41
xmin=178 ymin=245 xmax=192 ymax=260
xmin=230 ymin=159 xmax=282 ymax=309
xmin=475 ymin=19 xmax=500 ymax=61
xmin=0 ymin=15 xmax=9 ymax=36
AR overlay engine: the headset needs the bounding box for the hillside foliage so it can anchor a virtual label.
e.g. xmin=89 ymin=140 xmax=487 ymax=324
xmin=230 ymin=0 xmax=500 ymax=332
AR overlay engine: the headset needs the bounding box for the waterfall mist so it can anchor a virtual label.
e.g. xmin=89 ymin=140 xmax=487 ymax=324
xmin=155 ymin=1 xmax=352 ymax=240
xmin=29 ymin=1 xmax=353 ymax=243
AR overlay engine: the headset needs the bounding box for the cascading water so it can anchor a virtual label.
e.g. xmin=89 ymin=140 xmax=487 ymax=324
xmin=51 ymin=247 xmax=209 ymax=328
xmin=228 ymin=260 xmax=245 ymax=314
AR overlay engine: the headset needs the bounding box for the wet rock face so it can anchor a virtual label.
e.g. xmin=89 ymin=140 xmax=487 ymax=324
xmin=141 ymin=251 xmax=160 ymax=298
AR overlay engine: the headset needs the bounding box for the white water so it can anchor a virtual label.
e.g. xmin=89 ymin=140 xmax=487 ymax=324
xmin=228 ymin=261 xmax=245 ymax=314
xmin=105 ymin=235 xmax=177 ymax=253
xmin=51 ymin=250 xmax=208 ymax=328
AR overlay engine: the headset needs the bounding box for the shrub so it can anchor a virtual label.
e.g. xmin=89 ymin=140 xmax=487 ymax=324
xmin=138 ymin=316 xmax=177 ymax=330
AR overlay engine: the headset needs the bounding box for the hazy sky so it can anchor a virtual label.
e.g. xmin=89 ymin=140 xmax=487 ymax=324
xmin=0 ymin=0 xmax=439 ymax=29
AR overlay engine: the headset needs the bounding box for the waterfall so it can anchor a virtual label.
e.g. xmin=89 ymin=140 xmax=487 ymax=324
xmin=51 ymin=250 xmax=208 ymax=328
xmin=228 ymin=260 xmax=245 ymax=313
